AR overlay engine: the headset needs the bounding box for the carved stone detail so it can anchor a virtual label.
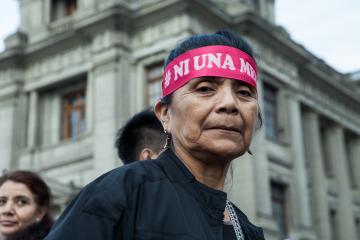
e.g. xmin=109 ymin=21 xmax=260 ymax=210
xmin=26 ymin=45 xmax=91 ymax=82
xmin=301 ymin=81 xmax=360 ymax=131
xmin=249 ymin=37 xmax=298 ymax=80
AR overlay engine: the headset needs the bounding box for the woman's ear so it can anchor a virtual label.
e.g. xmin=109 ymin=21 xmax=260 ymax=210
xmin=154 ymin=100 xmax=169 ymax=131
xmin=35 ymin=207 xmax=47 ymax=222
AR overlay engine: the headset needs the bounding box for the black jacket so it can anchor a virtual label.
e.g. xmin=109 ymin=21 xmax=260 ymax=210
xmin=45 ymin=149 xmax=265 ymax=240
xmin=6 ymin=222 xmax=51 ymax=240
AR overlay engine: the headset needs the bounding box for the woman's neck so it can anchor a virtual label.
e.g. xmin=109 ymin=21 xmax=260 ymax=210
xmin=173 ymin=146 xmax=231 ymax=190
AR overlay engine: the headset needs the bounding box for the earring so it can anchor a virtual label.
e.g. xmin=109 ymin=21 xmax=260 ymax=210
xmin=35 ymin=218 xmax=40 ymax=222
xmin=247 ymin=149 xmax=253 ymax=155
xmin=163 ymin=129 xmax=172 ymax=149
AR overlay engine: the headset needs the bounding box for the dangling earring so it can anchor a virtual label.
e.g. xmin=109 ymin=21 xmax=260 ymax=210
xmin=163 ymin=129 xmax=172 ymax=149
xmin=247 ymin=149 xmax=253 ymax=155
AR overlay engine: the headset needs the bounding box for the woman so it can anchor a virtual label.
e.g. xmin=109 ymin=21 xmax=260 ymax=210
xmin=0 ymin=171 xmax=53 ymax=240
xmin=45 ymin=30 xmax=265 ymax=240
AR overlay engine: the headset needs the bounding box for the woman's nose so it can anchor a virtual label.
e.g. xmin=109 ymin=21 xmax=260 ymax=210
xmin=215 ymin=88 xmax=239 ymax=114
xmin=1 ymin=202 xmax=14 ymax=215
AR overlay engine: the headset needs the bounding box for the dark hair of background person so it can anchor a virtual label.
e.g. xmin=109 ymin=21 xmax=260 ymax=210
xmin=115 ymin=108 xmax=166 ymax=164
xmin=161 ymin=29 xmax=263 ymax=130
xmin=0 ymin=170 xmax=54 ymax=230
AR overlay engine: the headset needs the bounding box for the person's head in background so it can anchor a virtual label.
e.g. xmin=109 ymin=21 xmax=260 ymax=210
xmin=0 ymin=170 xmax=53 ymax=239
xmin=115 ymin=108 xmax=167 ymax=164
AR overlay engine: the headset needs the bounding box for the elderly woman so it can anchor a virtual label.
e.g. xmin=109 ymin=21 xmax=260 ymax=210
xmin=0 ymin=171 xmax=54 ymax=240
xmin=45 ymin=30 xmax=265 ymax=240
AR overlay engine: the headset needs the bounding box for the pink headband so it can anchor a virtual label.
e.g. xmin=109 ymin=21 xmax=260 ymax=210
xmin=162 ymin=45 xmax=257 ymax=97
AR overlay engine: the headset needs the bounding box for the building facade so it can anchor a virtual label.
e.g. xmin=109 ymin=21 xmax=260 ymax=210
xmin=0 ymin=0 xmax=359 ymax=239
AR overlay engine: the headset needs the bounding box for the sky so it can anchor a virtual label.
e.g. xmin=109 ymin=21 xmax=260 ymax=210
xmin=0 ymin=0 xmax=359 ymax=73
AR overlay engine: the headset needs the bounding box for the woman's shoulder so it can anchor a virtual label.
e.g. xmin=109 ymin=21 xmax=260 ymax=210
xmin=45 ymin=157 xmax=175 ymax=238
xmin=54 ymin=160 xmax=166 ymax=225
xmin=83 ymin=159 xmax=166 ymax=200
xmin=95 ymin=159 xmax=166 ymax=188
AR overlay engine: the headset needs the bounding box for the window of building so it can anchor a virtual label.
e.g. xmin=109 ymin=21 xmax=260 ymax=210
xmin=263 ymin=83 xmax=279 ymax=140
xmin=356 ymin=218 xmax=360 ymax=240
xmin=61 ymin=87 xmax=86 ymax=140
xmin=329 ymin=210 xmax=338 ymax=240
xmin=320 ymin=125 xmax=334 ymax=178
xmin=146 ymin=63 xmax=163 ymax=106
xmin=345 ymin=132 xmax=358 ymax=189
xmin=38 ymin=77 xmax=87 ymax=146
xmin=51 ymin=0 xmax=77 ymax=21
xmin=271 ymin=181 xmax=288 ymax=239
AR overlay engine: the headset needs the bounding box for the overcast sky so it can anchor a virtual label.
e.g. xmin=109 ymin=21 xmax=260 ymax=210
xmin=0 ymin=0 xmax=359 ymax=73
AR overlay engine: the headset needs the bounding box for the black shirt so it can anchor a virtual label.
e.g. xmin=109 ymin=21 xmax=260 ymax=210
xmin=45 ymin=149 xmax=265 ymax=240
xmin=223 ymin=224 xmax=237 ymax=240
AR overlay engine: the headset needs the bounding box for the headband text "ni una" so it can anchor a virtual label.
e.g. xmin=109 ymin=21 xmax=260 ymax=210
xmin=162 ymin=45 xmax=257 ymax=97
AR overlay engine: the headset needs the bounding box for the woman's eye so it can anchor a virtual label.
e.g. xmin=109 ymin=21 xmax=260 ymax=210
xmin=237 ymin=90 xmax=252 ymax=97
xmin=0 ymin=198 xmax=6 ymax=206
xmin=16 ymin=199 xmax=28 ymax=206
xmin=196 ymin=86 xmax=213 ymax=93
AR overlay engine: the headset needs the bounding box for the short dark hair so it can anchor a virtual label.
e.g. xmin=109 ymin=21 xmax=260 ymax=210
xmin=164 ymin=29 xmax=255 ymax=66
xmin=0 ymin=170 xmax=54 ymax=229
xmin=115 ymin=108 xmax=166 ymax=164
xmin=161 ymin=29 xmax=262 ymax=130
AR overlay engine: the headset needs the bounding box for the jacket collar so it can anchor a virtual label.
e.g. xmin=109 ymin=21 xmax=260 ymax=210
xmin=155 ymin=148 xmax=195 ymax=184
xmin=155 ymin=148 xmax=227 ymax=225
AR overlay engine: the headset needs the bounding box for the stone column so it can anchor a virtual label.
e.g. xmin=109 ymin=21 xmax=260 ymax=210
xmin=27 ymin=90 xmax=38 ymax=148
xmin=302 ymin=111 xmax=331 ymax=240
xmin=85 ymin=71 xmax=94 ymax=133
xmin=258 ymin=0 xmax=267 ymax=18
xmin=325 ymin=125 xmax=357 ymax=239
xmin=0 ymin=100 xmax=15 ymax=172
xmin=92 ymin=60 xmax=120 ymax=175
xmin=89 ymin=29 xmax=133 ymax=176
xmin=287 ymin=96 xmax=314 ymax=239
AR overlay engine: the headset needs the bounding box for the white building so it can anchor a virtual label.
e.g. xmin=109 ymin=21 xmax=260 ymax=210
xmin=0 ymin=0 xmax=359 ymax=239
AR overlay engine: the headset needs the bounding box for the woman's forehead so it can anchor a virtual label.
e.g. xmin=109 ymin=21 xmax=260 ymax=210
xmin=0 ymin=180 xmax=33 ymax=196
xmin=189 ymin=77 xmax=256 ymax=88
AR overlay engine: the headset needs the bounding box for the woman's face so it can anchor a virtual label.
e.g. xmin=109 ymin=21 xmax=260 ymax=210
xmin=0 ymin=180 xmax=45 ymax=237
xmin=156 ymin=77 xmax=258 ymax=164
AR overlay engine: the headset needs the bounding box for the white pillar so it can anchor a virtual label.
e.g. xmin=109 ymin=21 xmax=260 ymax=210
xmin=0 ymin=101 xmax=15 ymax=172
xmin=85 ymin=70 xmax=94 ymax=133
xmin=302 ymin=111 xmax=331 ymax=240
xmin=287 ymin=96 xmax=314 ymax=240
xmin=92 ymin=61 xmax=119 ymax=175
xmin=27 ymin=91 xmax=38 ymax=148
xmin=326 ymin=125 xmax=357 ymax=240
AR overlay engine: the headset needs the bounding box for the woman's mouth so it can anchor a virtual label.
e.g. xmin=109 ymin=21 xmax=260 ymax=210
xmin=0 ymin=220 xmax=17 ymax=226
xmin=208 ymin=125 xmax=243 ymax=134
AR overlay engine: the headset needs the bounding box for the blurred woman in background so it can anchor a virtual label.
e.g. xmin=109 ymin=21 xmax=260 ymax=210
xmin=0 ymin=170 xmax=53 ymax=240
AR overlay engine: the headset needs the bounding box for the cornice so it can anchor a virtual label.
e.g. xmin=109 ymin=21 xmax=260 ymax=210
xmin=300 ymin=64 xmax=359 ymax=103
xmin=232 ymin=12 xmax=311 ymax=64
xmin=298 ymin=84 xmax=360 ymax=134
xmin=0 ymin=48 xmax=26 ymax=67
xmin=13 ymin=5 xmax=132 ymax=61
xmin=130 ymin=0 xmax=231 ymax=30
xmin=230 ymin=12 xmax=359 ymax=104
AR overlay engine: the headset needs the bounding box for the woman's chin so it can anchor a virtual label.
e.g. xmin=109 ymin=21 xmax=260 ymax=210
xmin=194 ymin=144 xmax=246 ymax=163
xmin=1 ymin=228 xmax=18 ymax=237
